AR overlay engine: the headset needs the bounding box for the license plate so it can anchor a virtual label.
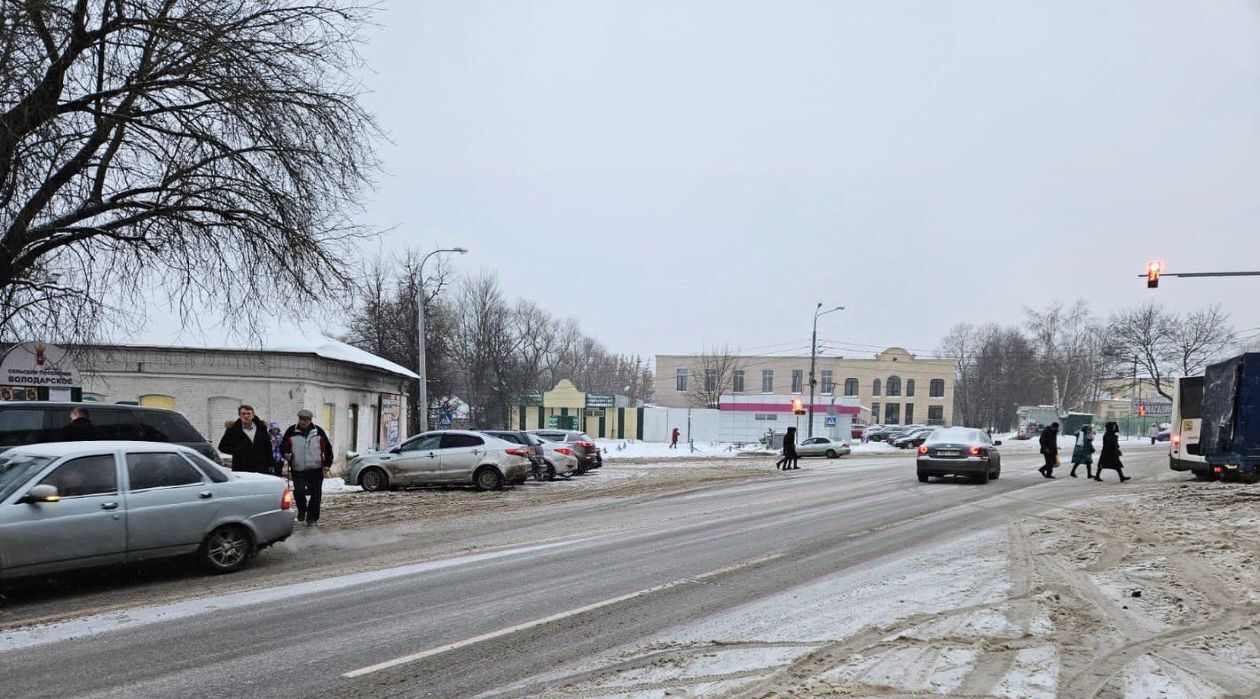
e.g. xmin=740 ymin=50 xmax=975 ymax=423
xmin=1227 ymin=464 xmax=1239 ymax=470
xmin=936 ymin=450 xmax=960 ymax=457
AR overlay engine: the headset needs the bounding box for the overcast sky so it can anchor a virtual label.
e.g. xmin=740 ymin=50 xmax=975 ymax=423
xmin=338 ymin=0 xmax=1260 ymax=361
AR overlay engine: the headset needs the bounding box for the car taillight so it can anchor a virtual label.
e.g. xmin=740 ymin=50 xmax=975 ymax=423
xmin=917 ymin=445 xmax=928 ymax=456
xmin=556 ymin=448 xmax=572 ymax=456
xmin=1172 ymin=434 xmax=1181 ymax=446
xmin=281 ymin=487 xmax=293 ymax=510
xmin=575 ymin=441 xmax=594 ymax=448
xmin=969 ymin=446 xmax=983 ymax=456
xmin=506 ymin=447 xmax=530 ymax=457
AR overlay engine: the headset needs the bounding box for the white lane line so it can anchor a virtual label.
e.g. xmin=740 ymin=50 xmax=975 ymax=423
xmin=341 ymin=552 xmax=785 ymax=679
xmin=0 ymin=538 xmax=592 ymax=653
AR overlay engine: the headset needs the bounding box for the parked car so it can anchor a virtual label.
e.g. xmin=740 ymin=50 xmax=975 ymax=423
xmin=346 ymin=430 xmax=532 ymax=492
xmin=482 ymin=430 xmax=547 ymax=479
xmin=893 ymin=429 xmax=936 ymax=449
xmin=0 ymin=402 xmax=220 ymax=464
xmin=528 ymin=430 xmax=602 ymax=472
xmin=795 ymin=436 xmax=852 ymax=458
xmin=538 ymin=441 xmax=580 ymax=479
xmin=0 ymin=441 xmax=293 ymax=580
xmin=916 ymin=427 xmax=1002 ymax=484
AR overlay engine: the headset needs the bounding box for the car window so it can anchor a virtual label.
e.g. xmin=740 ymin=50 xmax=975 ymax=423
xmin=566 ymin=433 xmax=593 ymax=443
xmin=136 ymin=411 xmax=206 ymax=443
xmin=526 ymin=434 xmax=545 ymax=446
xmin=127 ymin=452 xmax=204 ymax=490
xmin=489 ymin=432 xmax=523 ymax=445
xmin=0 ymin=453 xmax=57 ymax=501
xmin=533 ymin=432 xmax=562 ymax=442
xmin=0 ymin=408 xmax=52 ymax=447
xmin=440 ymin=433 xmax=483 ymax=449
xmin=926 ymin=428 xmax=976 ymax=444
xmin=95 ymin=410 xmax=145 ymax=440
xmin=38 ymin=455 xmax=118 ymax=498
xmin=180 ymin=452 xmax=231 ymax=483
xmin=400 ymin=434 xmax=442 ymax=452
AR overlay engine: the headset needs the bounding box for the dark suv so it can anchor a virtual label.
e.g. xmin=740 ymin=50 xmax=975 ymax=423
xmin=0 ymin=402 xmax=219 ymax=463
xmin=528 ymin=429 xmax=602 ymax=471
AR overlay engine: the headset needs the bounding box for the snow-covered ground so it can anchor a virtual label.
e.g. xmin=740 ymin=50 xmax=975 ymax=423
xmin=597 ymin=439 xmax=900 ymax=461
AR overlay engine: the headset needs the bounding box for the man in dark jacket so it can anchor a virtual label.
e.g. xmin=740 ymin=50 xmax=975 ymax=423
xmin=217 ymin=405 xmax=274 ymax=473
xmin=62 ymin=407 xmax=105 ymax=441
xmin=280 ymin=409 xmax=334 ymax=525
xmin=1038 ymin=422 xmax=1060 ymax=479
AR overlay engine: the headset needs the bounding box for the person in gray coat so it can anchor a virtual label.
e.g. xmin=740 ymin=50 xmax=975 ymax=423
xmin=280 ymin=409 xmax=334 ymax=525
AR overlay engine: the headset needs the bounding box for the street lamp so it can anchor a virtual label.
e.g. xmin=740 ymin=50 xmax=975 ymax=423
xmin=417 ymin=247 xmax=467 ymax=432
xmin=808 ymin=303 xmax=844 ymax=437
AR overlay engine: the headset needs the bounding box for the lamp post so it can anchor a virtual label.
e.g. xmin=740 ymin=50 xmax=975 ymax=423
xmin=417 ymin=247 xmax=467 ymax=433
xmin=808 ymin=303 xmax=844 ymax=438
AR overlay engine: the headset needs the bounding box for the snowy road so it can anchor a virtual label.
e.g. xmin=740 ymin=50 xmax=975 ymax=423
xmin=0 ymin=445 xmax=1184 ymax=698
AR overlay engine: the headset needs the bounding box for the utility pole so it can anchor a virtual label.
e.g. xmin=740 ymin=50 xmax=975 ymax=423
xmin=809 ymin=303 xmax=844 ymax=437
xmin=416 ymin=247 xmax=468 ymax=434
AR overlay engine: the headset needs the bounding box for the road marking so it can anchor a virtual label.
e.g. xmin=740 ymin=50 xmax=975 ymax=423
xmin=341 ymin=552 xmax=785 ymax=678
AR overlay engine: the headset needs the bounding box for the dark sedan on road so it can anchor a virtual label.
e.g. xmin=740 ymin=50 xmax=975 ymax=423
xmin=916 ymin=428 xmax=1002 ymax=484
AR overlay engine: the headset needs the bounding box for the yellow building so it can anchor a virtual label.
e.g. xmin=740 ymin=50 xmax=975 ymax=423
xmin=515 ymin=380 xmax=645 ymax=439
xmin=654 ymin=347 xmax=956 ymax=426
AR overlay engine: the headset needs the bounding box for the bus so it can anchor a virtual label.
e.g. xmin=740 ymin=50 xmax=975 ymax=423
xmin=1169 ymin=375 xmax=1209 ymax=479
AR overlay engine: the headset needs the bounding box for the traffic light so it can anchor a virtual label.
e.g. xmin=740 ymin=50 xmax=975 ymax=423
xmin=1146 ymin=260 xmax=1162 ymax=288
xmin=792 ymin=398 xmax=805 ymax=415
xmin=1138 ymin=405 xmax=1147 ymax=417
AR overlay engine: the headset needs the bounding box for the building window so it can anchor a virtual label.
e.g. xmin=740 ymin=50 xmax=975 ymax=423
xmin=762 ymin=369 xmax=774 ymax=393
xmin=844 ymin=378 xmax=859 ymax=396
xmin=885 ymin=403 xmax=900 ymax=425
xmin=791 ymin=369 xmax=803 ymax=393
xmin=872 ymin=379 xmax=881 ymax=396
xmin=930 ymin=379 xmax=945 ymax=398
xmin=871 ymin=402 xmax=880 ymax=423
xmin=906 ymin=379 xmax=916 ymax=397
xmin=821 ymin=370 xmax=834 ymax=394
xmin=676 ymin=368 xmax=688 ymax=392
xmin=704 ymin=368 xmax=716 ymax=392
xmin=928 ymin=405 xmax=944 ymax=424
xmin=733 ymin=370 xmax=745 ymax=393
xmin=886 ymin=376 xmax=901 ymax=397
xmin=904 ymin=403 xmax=915 ymax=424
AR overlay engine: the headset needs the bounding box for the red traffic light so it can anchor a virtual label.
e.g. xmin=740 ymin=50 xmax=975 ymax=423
xmin=1146 ymin=260 xmax=1162 ymax=288
xmin=1138 ymin=405 xmax=1147 ymax=417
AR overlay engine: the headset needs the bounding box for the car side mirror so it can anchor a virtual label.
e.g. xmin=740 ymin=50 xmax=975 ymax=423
xmin=19 ymin=484 xmax=60 ymax=504
xmin=389 ymin=446 xmax=402 ymax=454
xmin=994 ymin=441 xmax=1003 ymax=446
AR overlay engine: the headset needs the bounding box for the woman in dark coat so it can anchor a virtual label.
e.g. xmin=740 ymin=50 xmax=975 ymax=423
xmin=1095 ymin=421 xmax=1131 ymax=482
xmin=777 ymin=426 xmax=799 ymax=470
xmin=1070 ymin=426 xmax=1096 ymax=478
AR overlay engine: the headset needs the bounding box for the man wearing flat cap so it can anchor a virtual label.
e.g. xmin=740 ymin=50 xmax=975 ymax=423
xmin=280 ymin=409 xmax=334 ymax=526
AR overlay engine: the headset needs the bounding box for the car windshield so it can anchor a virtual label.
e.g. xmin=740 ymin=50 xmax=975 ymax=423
xmin=926 ymin=428 xmax=980 ymax=444
xmin=0 ymin=452 xmax=56 ymax=502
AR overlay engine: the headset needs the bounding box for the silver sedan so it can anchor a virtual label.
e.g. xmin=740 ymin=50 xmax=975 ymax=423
xmin=0 ymin=441 xmax=294 ymax=580
xmin=795 ymin=436 xmax=852 ymax=458
xmin=346 ymin=430 xmax=533 ymax=491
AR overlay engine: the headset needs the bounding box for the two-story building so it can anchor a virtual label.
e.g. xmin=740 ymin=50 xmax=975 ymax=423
xmin=654 ymin=347 xmax=956 ymax=426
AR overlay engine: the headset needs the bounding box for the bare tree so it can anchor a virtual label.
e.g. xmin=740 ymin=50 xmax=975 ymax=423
xmin=1109 ymin=303 xmax=1177 ymax=401
xmin=1171 ymin=304 xmax=1236 ymax=376
xmin=0 ymin=0 xmax=377 ymax=342
xmin=686 ymin=345 xmax=742 ymax=409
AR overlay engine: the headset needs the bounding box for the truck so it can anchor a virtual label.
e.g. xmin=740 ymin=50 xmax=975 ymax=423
xmin=1199 ymin=352 xmax=1260 ymax=482
xmin=1169 ymin=375 xmax=1208 ymax=478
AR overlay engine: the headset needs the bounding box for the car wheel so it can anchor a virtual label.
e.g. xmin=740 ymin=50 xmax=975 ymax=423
xmin=918 ymin=473 xmax=930 ymax=483
xmin=977 ymin=469 xmax=990 ymax=485
xmin=359 ymin=467 xmax=389 ymax=492
xmin=991 ymin=464 xmax=1001 ymax=480
xmin=200 ymin=525 xmax=252 ymax=575
xmin=474 ymin=466 xmax=505 ymax=491
xmin=546 ymin=462 xmax=557 ymax=481
xmin=1193 ymin=470 xmax=1216 ymax=482
xmin=826 ymin=449 xmax=838 ymax=459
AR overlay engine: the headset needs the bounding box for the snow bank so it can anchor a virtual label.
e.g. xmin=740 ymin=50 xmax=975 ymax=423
xmin=597 ymin=440 xmax=770 ymax=460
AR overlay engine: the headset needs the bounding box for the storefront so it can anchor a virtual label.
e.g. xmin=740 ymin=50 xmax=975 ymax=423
xmin=515 ymin=379 xmax=644 ymax=439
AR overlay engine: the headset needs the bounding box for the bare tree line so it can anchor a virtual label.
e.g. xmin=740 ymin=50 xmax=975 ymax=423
xmin=940 ymin=301 xmax=1239 ymax=431
xmin=343 ymin=250 xmax=653 ymax=431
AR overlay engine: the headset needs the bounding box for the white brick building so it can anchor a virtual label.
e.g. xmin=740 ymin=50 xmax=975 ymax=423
xmin=77 ymin=336 xmax=415 ymax=469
